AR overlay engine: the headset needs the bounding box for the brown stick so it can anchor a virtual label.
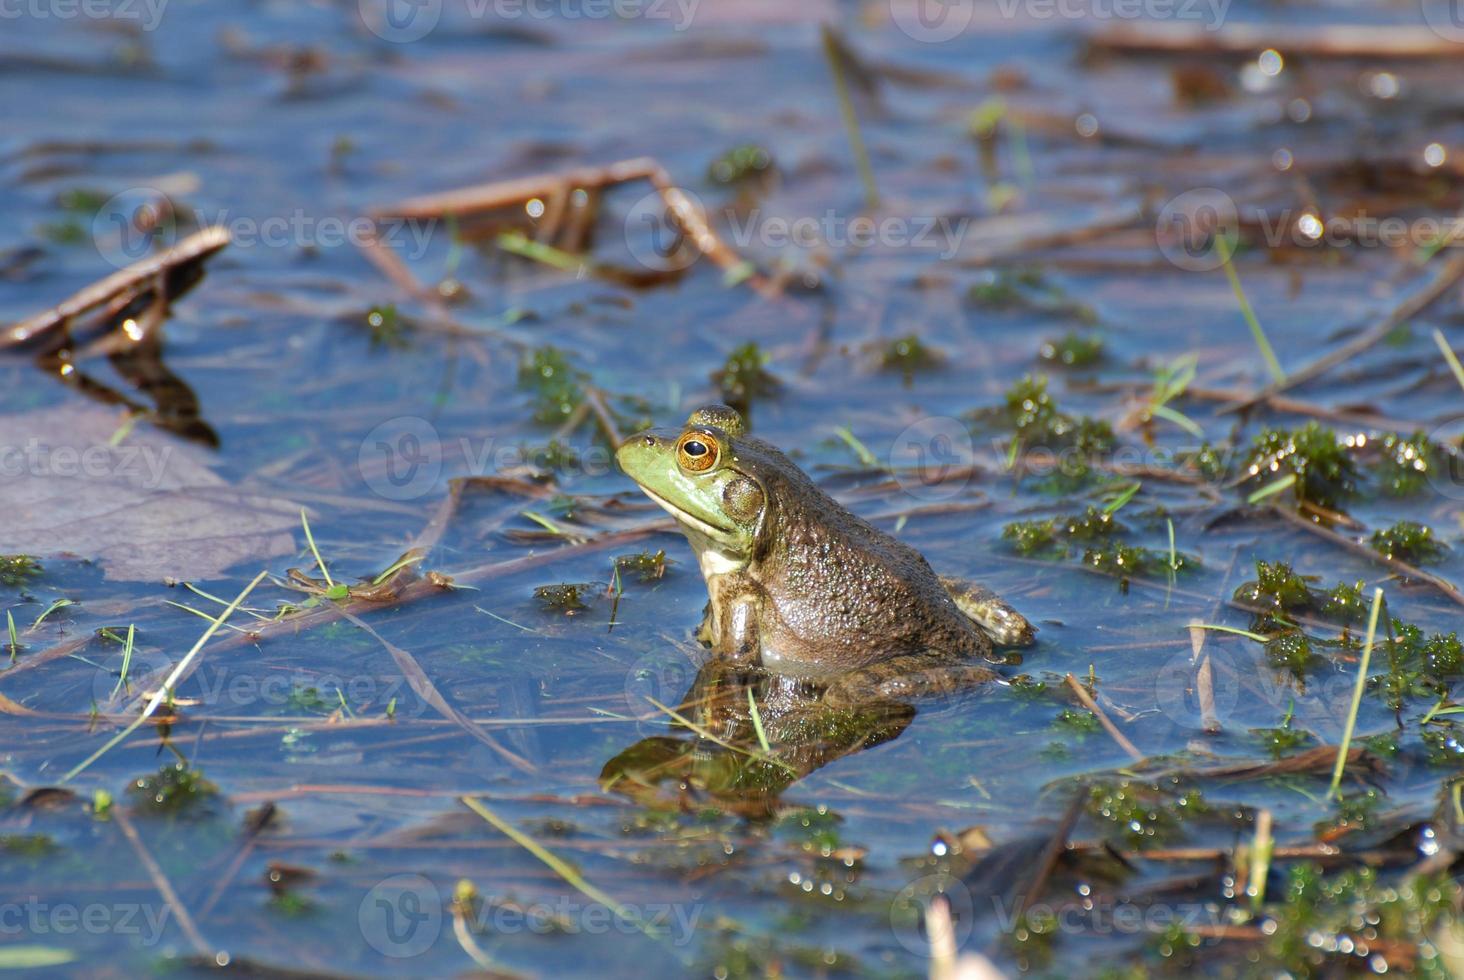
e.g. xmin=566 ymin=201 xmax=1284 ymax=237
xmin=1235 ymin=251 xmax=1464 ymax=406
xmin=1065 ymin=673 xmax=1144 ymax=762
xmin=4 ymin=226 xmax=230 ymax=348
xmin=113 ymin=807 xmax=213 ymax=959
xmin=1089 ymin=21 xmax=1463 ymax=58
xmin=340 ymin=610 xmax=537 ymax=775
xmin=1013 ymin=789 xmax=1086 ymax=922
xmin=369 ymin=157 xmax=778 ymax=298
xmin=1267 ymin=504 xmax=1464 ymax=609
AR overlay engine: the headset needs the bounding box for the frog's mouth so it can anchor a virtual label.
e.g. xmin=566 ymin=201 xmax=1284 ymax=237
xmin=638 ymin=485 xmax=741 ymax=549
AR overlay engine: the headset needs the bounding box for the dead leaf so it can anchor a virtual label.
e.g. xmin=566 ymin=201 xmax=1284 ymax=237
xmin=0 ymin=403 xmax=296 ymax=582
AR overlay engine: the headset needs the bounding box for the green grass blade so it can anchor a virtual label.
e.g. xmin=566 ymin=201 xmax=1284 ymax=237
xmin=461 ymin=796 xmax=659 ymax=938
xmin=300 ymin=509 xmax=335 ymax=590
xmin=1217 ymin=236 xmax=1284 ymax=383
xmin=1329 ymin=587 xmax=1383 ymax=800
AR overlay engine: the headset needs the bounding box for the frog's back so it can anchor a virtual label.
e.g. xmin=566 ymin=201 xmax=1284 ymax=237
xmin=737 ymin=436 xmax=987 ymax=669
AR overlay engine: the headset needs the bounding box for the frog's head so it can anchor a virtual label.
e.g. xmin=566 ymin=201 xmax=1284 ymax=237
xmin=616 ymin=405 xmax=766 ymax=561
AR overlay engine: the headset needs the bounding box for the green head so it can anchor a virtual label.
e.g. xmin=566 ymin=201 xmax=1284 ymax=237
xmin=616 ymin=405 xmax=766 ymax=559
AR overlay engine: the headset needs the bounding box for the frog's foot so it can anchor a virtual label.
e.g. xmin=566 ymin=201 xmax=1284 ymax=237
xmin=694 ymin=604 xmax=716 ymax=647
xmin=940 ymin=577 xmax=1035 ymax=647
xmin=821 ymin=652 xmax=1001 ymax=708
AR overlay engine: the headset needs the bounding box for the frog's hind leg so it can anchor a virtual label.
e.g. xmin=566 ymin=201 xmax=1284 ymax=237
xmin=822 ymin=652 xmax=1001 ymax=707
xmin=940 ymin=577 xmax=1035 ymax=647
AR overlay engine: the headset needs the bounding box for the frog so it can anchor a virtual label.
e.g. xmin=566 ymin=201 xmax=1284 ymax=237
xmin=615 ymin=405 xmax=1034 ymax=705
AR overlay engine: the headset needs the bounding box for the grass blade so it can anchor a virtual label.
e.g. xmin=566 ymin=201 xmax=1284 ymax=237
xmin=300 ymin=509 xmax=335 ymax=590
xmin=461 ymin=796 xmax=659 ymax=938
xmin=1432 ymin=328 xmax=1464 ymax=394
xmin=108 ymin=624 xmax=136 ymax=700
xmin=747 ymin=689 xmax=772 ymax=753
xmin=820 ymin=26 xmax=879 ymax=210
xmin=1217 ymin=236 xmax=1284 ymax=383
xmin=62 ymin=570 xmax=268 ymax=783
xmin=1329 ymin=587 xmax=1383 ymax=800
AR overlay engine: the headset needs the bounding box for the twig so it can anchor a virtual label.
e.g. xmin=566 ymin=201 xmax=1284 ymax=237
xmin=1064 ymin=673 xmax=1144 ymax=762
xmin=1013 ymin=789 xmax=1085 ymax=922
xmin=60 ymin=570 xmax=267 ymax=783
xmin=341 ymin=610 xmax=536 ymax=775
xmin=4 ymin=226 xmax=230 ymax=349
xmin=1267 ymin=505 xmax=1464 ymax=609
xmin=369 ymin=157 xmax=778 ymax=298
xmin=1244 ymin=251 xmax=1464 ymax=403
xmin=113 ymin=807 xmax=213 ymax=960
xmin=584 ymin=386 xmax=625 ymax=447
xmin=1088 ymin=21 xmax=1464 ymax=58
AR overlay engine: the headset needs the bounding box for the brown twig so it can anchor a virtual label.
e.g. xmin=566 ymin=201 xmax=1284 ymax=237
xmin=1267 ymin=504 xmax=1464 ymax=609
xmin=4 ymin=226 xmax=230 ymax=349
xmin=113 ymin=806 xmax=213 ymax=960
xmin=1013 ymin=789 xmax=1086 ymax=922
xmin=1064 ymin=673 xmax=1144 ymax=762
xmin=584 ymin=386 xmax=625 ymax=447
xmin=340 ymin=610 xmax=537 ymax=775
xmin=1233 ymin=251 xmax=1464 ymax=406
xmin=1089 ymin=21 xmax=1464 ymax=58
xmin=368 ymin=157 xmax=778 ymax=298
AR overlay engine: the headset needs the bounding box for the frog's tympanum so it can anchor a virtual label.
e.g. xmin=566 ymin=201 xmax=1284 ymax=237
xmin=616 ymin=405 xmax=1033 ymax=704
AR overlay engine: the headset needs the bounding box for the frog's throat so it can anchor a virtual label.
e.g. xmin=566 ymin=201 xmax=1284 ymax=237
xmin=637 ymin=485 xmax=745 ymax=552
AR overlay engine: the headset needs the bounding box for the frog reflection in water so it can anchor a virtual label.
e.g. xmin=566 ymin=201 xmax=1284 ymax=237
xmin=615 ymin=405 xmax=1034 ymax=707
xmin=601 ymin=659 xmax=915 ymax=817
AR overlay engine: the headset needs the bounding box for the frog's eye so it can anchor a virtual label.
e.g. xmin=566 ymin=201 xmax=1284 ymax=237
xmin=676 ymin=432 xmax=719 ymax=472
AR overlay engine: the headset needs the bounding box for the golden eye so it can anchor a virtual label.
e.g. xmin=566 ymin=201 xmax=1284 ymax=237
xmin=677 ymin=432 xmax=719 ymax=472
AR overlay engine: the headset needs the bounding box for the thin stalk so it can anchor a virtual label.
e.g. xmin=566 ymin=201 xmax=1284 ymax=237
xmin=1217 ymin=236 xmax=1284 ymax=383
xmin=1329 ymin=587 xmax=1383 ymax=799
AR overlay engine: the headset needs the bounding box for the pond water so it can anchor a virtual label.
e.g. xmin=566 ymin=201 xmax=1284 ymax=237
xmin=4 ymin=1 xmax=1464 ymax=976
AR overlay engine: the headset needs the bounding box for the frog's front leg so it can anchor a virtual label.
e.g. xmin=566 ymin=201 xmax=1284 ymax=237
xmin=940 ymin=577 xmax=1035 ymax=647
xmin=700 ymin=572 xmax=763 ymax=664
xmin=821 ymin=651 xmax=1001 ymax=707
